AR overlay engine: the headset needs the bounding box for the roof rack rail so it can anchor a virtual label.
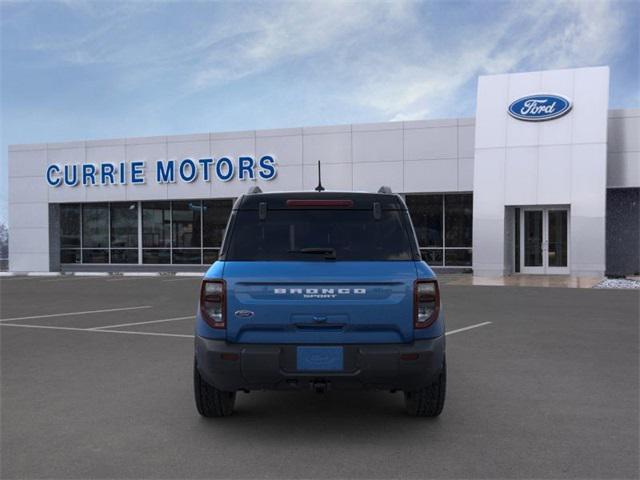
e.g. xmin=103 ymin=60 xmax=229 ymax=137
xmin=377 ymin=186 xmax=392 ymax=194
xmin=247 ymin=186 xmax=263 ymax=194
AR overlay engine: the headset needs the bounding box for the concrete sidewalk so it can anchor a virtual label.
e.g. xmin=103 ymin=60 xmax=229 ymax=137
xmin=439 ymin=274 xmax=602 ymax=289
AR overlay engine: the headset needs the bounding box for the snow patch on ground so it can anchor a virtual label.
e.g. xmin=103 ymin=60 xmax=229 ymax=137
xmin=593 ymin=278 xmax=640 ymax=289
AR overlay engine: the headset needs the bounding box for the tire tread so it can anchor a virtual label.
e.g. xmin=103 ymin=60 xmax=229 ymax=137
xmin=404 ymin=359 xmax=446 ymax=417
xmin=194 ymin=362 xmax=236 ymax=417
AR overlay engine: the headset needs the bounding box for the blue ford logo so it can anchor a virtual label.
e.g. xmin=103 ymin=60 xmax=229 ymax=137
xmin=308 ymin=353 xmax=331 ymax=364
xmin=234 ymin=310 xmax=254 ymax=318
xmin=508 ymin=94 xmax=572 ymax=121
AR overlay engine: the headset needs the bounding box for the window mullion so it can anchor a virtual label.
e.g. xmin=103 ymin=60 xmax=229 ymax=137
xmin=442 ymin=194 xmax=446 ymax=264
xmin=138 ymin=201 xmax=142 ymax=265
xmin=80 ymin=204 xmax=83 ymax=264
xmin=108 ymin=202 xmax=111 ymax=264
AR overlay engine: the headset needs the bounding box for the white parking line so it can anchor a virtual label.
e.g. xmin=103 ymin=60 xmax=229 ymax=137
xmin=0 ymin=318 xmax=493 ymax=340
xmin=446 ymin=321 xmax=492 ymax=335
xmin=162 ymin=277 xmax=201 ymax=282
xmin=90 ymin=315 xmax=193 ymax=330
xmin=0 ymin=323 xmax=193 ymax=338
xmin=0 ymin=306 xmax=152 ymax=322
xmin=105 ymin=277 xmax=154 ymax=282
xmin=42 ymin=276 xmax=108 ymax=283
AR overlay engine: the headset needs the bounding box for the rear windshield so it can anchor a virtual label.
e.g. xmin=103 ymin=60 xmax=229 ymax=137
xmin=223 ymin=209 xmax=416 ymax=261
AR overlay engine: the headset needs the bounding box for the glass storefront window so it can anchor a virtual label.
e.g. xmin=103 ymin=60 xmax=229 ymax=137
xmin=444 ymin=249 xmax=472 ymax=267
xmin=60 ymin=249 xmax=81 ymax=264
xmin=59 ymin=196 xmax=469 ymax=267
xmin=203 ymin=248 xmax=220 ymax=265
xmin=406 ymin=193 xmax=473 ymax=267
xmin=55 ymin=197 xmax=242 ymax=266
xmin=523 ymin=210 xmax=544 ymax=267
xmin=406 ymin=195 xmax=443 ymax=247
xmin=142 ymin=202 xmax=171 ymax=248
xmin=444 ymin=194 xmax=473 ymax=247
xmin=547 ymin=210 xmax=568 ymax=267
xmin=60 ymin=204 xmax=81 ymax=264
xmin=82 ymin=249 xmax=109 ymax=264
xmin=82 ymin=204 xmax=109 ymax=248
xmin=143 ymin=249 xmax=170 ymax=264
xmin=110 ymin=202 xmax=138 ymax=264
xmin=203 ymin=199 xmax=233 ymax=247
xmin=111 ymin=203 xmax=138 ymax=248
xmin=421 ymin=248 xmax=443 ymax=266
xmin=60 ymin=204 xmax=81 ymax=248
xmin=172 ymin=249 xmax=201 ymax=264
xmin=111 ymin=249 xmax=138 ymax=264
xmin=172 ymin=201 xmax=201 ymax=249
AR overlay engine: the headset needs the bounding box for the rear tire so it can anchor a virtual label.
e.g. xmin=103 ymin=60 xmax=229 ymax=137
xmin=194 ymin=361 xmax=236 ymax=417
xmin=404 ymin=358 xmax=446 ymax=417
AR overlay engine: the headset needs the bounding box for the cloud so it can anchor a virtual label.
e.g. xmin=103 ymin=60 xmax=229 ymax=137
xmin=2 ymin=0 xmax=632 ymax=121
xmin=20 ymin=1 xmax=161 ymax=67
xmin=189 ymin=1 xmax=415 ymax=91
xmin=349 ymin=0 xmax=626 ymax=121
xmin=17 ymin=1 xmax=413 ymax=82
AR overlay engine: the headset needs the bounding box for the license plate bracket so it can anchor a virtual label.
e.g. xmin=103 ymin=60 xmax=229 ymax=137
xmin=296 ymin=346 xmax=344 ymax=372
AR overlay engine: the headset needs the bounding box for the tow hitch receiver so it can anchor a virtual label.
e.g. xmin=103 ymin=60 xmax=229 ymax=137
xmin=311 ymin=380 xmax=329 ymax=394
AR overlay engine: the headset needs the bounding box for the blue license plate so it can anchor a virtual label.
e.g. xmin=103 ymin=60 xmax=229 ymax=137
xmin=296 ymin=346 xmax=344 ymax=371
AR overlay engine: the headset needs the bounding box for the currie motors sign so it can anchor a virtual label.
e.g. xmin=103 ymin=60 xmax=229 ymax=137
xmin=508 ymin=94 xmax=572 ymax=121
xmin=45 ymin=155 xmax=277 ymax=187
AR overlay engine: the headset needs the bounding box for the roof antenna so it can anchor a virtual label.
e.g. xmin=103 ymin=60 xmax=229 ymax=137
xmin=315 ymin=160 xmax=325 ymax=192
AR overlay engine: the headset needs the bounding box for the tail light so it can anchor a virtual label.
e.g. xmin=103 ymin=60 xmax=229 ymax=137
xmin=200 ymin=279 xmax=226 ymax=329
xmin=414 ymin=280 xmax=440 ymax=328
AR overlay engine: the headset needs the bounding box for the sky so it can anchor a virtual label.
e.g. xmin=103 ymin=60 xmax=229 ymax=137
xmin=1 ymin=0 xmax=638 ymax=225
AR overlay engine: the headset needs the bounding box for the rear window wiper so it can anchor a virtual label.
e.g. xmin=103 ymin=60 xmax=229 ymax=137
xmin=288 ymin=247 xmax=337 ymax=259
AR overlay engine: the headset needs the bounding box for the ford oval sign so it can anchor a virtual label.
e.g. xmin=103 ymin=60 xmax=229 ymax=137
xmin=508 ymin=94 xmax=572 ymax=121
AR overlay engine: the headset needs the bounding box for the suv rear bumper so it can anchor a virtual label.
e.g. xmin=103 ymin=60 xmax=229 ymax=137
xmin=195 ymin=336 xmax=445 ymax=392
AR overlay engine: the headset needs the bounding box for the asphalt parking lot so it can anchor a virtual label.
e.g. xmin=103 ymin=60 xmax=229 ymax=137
xmin=1 ymin=276 xmax=638 ymax=479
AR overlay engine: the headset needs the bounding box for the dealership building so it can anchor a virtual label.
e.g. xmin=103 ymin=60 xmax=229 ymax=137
xmin=7 ymin=66 xmax=640 ymax=276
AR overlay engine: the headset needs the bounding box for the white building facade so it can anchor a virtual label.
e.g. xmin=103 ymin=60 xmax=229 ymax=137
xmin=8 ymin=66 xmax=640 ymax=276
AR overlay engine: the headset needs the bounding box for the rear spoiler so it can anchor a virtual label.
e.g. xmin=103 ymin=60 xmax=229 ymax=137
xmin=246 ymin=185 xmax=393 ymax=194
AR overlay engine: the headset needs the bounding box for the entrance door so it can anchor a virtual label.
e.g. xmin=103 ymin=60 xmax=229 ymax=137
xmin=520 ymin=208 xmax=569 ymax=274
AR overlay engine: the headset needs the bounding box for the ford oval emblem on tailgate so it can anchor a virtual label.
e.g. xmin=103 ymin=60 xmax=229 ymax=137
xmin=234 ymin=310 xmax=254 ymax=318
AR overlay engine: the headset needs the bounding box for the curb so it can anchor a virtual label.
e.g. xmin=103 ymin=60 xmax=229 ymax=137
xmin=71 ymin=272 xmax=110 ymax=276
xmin=121 ymin=272 xmax=161 ymax=277
xmin=2 ymin=271 xmax=205 ymax=278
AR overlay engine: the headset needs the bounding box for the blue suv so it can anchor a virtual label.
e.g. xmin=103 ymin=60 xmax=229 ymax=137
xmin=194 ymin=188 xmax=445 ymax=417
